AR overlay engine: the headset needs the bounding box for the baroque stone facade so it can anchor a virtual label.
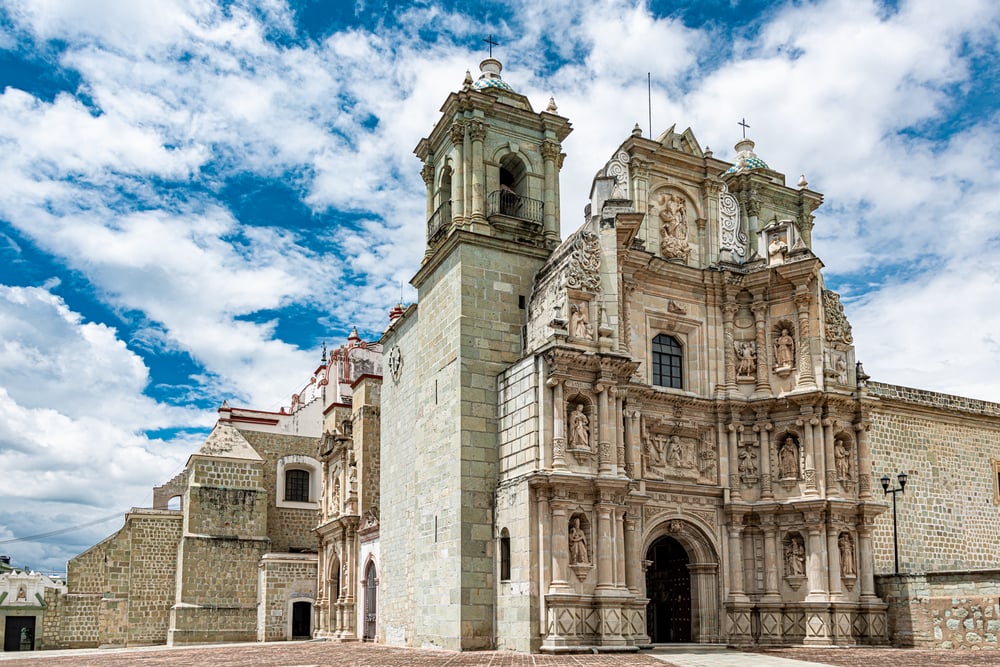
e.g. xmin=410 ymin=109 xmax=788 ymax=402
xmin=12 ymin=56 xmax=1000 ymax=655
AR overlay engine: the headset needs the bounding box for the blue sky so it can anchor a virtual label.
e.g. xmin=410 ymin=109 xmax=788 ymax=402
xmin=1 ymin=0 xmax=998 ymax=573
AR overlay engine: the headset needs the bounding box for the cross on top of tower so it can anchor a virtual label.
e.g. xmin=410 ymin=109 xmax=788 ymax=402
xmin=738 ymin=118 xmax=751 ymax=139
xmin=483 ymin=34 xmax=498 ymax=58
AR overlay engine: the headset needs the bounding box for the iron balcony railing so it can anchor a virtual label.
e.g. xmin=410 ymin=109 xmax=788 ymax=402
xmin=487 ymin=190 xmax=543 ymax=225
xmin=427 ymin=200 xmax=452 ymax=241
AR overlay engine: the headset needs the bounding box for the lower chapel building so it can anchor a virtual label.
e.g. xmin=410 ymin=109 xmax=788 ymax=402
xmin=5 ymin=58 xmax=1000 ymax=653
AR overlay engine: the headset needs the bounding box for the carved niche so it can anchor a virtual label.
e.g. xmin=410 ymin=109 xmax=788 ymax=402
xmin=735 ymin=340 xmax=757 ymax=382
xmin=568 ymin=512 xmax=593 ymax=580
xmin=567 ymin=399 xmax=594 ymax=465
xmin=839 ymin=531 xmax=857 ymax=588
xmin=737 ymin=442 xmax=759 ymax=486
xmin=651 ymin=191 xmax=691 ymax=261
xmin=783 ymin=532 xmax=807 ymax=589
xmin=776 ymin=434 xmax=800 ymax=483
xmin=772 ymin=320 xmax=796 ymax=377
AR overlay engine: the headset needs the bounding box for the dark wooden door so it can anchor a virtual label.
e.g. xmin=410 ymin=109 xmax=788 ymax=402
xmin=291 ymin=601 xmax=311 ymax=638
xmin=646 ymin=536 xmax=691 ymax=643
xmin=4 ymin=616 xmax=35 ymax=652
xmin=363 ymin=562 xmax=377 ymax=641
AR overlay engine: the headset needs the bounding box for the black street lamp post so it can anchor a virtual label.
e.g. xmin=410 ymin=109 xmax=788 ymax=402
xmin=880 ymin=471 xmax=908 ymax=575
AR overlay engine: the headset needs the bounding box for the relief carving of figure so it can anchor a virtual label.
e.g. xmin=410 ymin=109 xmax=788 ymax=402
xmin=569 ymin=303 xmax=592 ymax=339
xmin=569 ymin=404 xmax=590 ymax=450
xmin=656 ymin=193 xmax=691 ymax=260
xmin=649 ymin=434 xmax=666 ymax=466
xmin=784 ymin=535 xmax=806 ymax=576
xmin=666 ymin=435 xmax=684 ymax=468
xmin=774 ymin=328 xmax=795 ymax=369
xmin=834 ymin=439 xmax=851 ymax=480
xmin=738 ymin=445 xmax=758 ymax=479
xmin=735 ymin=340 xmax=756 ymax=378
xmin=839 ymin=533 xmax=856 ymax=577
xmin=569 ymin=517 xmax=589 ymax=564
xmin=779 ymin=437 xmax=799 ymax=479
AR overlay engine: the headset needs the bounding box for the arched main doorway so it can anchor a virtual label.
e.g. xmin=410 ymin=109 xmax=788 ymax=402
xmin=646 ymin=535 xmax=692 ymax=643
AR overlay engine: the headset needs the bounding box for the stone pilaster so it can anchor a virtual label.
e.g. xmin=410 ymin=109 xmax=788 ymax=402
xmin=794 ymin=288 xmax=817 ymax=388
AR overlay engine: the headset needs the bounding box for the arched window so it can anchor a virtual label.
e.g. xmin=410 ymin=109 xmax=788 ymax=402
xmin=652 ymin=334 xmax=683 ymax=389
xmin=499 ymin=528 xmax=511 ymax=581
xmin=285 ymin=469 xmax=310 ymax=502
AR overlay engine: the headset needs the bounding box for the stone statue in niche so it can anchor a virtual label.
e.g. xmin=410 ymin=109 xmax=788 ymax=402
xmin=569 ymin=516 xmax=589 ymax=564
xmin=569 ymin=303 xmax=592 ymax=339
xmin=768 ymin=233 xmax=788 ymax=265
xmin=779 ymin=437 xmax=799 ymax=479
xmin=330 ymin=476 xmax=341 ymax=515
xmin=839 ymin=533 xmax=856 ymax=577
xmin=774 ymin=328 xmax=796 ymax=371
xmin=738 ymin=444 xmax=758 ymax=480
xmin=655 ymin=193 xmax=691 ymax=261
xmin=735 ymin=340 xmax=757 ymax=379
xmin=16 ymin=586 xmax=26 ymax=601
xmin=568 ymin=404 xmax=590 ymax=450
xmin=784 ymin=534 xmax=806 ymax=577
xmin=835 ymin=354 xmax=849 ymax=384
xmin=835 ymin=439 xmax=852 ymax=480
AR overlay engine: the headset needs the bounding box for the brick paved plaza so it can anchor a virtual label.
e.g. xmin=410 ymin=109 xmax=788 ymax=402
xmin=2 ymin=643 xmax=1000 ymax=667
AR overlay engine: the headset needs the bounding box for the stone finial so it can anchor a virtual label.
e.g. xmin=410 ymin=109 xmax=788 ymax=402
xmin=463 ymin=70 xmax=473 ymax=89
xmin=632 ymin=123 xmax=642 ymax=137
xmin=798 ymin=174 xmax=808 ymax=189
xmin=547 ymin=96 xmax=558 ymax=112
xmin=388 ymin=303 xmax=405 ymax=324
xmin=321 ymin=343 xmax=327 ymax=364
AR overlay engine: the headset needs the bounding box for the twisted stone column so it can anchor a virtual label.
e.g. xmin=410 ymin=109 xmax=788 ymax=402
xmin=751 ymin=301 xmax=771 ymax=394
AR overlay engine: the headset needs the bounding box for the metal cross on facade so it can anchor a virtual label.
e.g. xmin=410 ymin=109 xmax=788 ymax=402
xmin=739 ymin=118 xmax=750 ymax=139
xmin=484 ymin=34 xmax=498 ymax=58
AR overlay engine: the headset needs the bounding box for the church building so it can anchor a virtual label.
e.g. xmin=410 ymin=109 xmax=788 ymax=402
xmin=10 ymin=55 xmax=1000 ymax=654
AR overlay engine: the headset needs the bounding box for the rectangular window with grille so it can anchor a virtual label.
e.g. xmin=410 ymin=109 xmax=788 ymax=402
xmin=285 ymin=469 xmax=310 ymax=502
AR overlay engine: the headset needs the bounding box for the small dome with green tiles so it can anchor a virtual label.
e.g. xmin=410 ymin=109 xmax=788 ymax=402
xmin=471 ymin=58 xmax=515 ymax=93
xmin=725 ymin=138 xmax=770 ymax=175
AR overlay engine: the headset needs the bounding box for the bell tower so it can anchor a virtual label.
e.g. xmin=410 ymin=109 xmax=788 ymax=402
xmin=414 ymin=57 xmax=572 ymax=257
xmin=379 ymin=58 xmax=571 ymax=651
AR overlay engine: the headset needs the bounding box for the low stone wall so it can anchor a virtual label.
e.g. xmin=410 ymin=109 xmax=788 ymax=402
xmin=876 ymin=570 xmax=1000 ymax=649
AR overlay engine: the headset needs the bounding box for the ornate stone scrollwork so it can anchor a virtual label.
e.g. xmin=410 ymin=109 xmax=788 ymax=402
xmin=718 ymin=186 xmax=747 ymax=258
xmin=565 ymin=231 xmax=601 ymax=292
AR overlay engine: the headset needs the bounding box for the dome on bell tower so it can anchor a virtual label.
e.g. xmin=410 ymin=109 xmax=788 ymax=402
xmin=471 ymin=58 xmax=515 ymax=93
xmin=725 ymin=137 xmax=770 ymax=175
